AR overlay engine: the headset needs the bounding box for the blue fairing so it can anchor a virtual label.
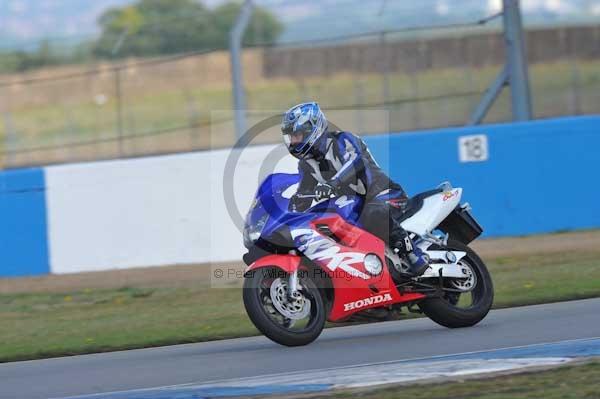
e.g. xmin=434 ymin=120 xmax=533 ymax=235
xmin=244 ymin=173 xmax=363 ymax=249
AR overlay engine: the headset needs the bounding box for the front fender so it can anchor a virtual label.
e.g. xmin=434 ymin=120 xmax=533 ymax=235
xmin=245 ymin=254 xmax=302 ymax=274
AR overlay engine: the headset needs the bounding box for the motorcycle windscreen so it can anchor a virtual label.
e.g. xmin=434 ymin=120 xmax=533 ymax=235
xmin=255 ymin=173 xmax=301 ymax=218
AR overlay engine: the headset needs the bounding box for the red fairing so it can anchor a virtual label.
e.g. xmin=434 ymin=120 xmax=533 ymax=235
xmin=245 ymin=215 xmax=425 ymax=322
xmin=305 ymin=215 xmax=424 ymax=321
xmin=245 ymin=254 xmax=302 ymax=274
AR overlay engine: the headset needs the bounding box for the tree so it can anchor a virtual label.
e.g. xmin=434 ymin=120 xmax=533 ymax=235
xmin=211 ymin=2 xmax=283 ymax=49
xmin=94 ymin=0 xmax=215 ymax=58
xmin=93 ymin=0 xmax=283 ymax=59
xmin=0 ymin=41 xmax=62 ymax=73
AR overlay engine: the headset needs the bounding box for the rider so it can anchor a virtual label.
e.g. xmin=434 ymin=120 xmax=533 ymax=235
xmin=282 ymin=102 xmax=429 ymax=277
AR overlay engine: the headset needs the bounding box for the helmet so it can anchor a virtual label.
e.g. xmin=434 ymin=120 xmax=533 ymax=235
xmin=281 ymin=102 xmax=328 ymax=159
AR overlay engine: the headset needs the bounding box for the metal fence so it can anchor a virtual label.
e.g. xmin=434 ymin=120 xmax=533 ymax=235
xmin=1 ymin=19 xmax=599 ymax=169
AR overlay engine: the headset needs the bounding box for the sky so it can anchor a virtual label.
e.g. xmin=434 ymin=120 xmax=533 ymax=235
xmin=0 ymin=0 xmax=599 ymax=49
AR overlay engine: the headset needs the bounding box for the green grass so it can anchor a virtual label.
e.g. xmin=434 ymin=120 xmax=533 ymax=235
xmin=325 ymin=361 xmax=600 ymax=399
xmin=1 ymin=250 xmax=599 ymax=363
xmin=492 ymin=251 xmax=600 ymax=307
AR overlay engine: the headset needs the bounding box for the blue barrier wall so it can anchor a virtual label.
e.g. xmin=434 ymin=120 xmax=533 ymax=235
xmin=0 ymin=168 xmax=50 ymax=277
xmin=365 ymin=115 xmax=600 ymax=237
xmin=0 ymin=115 xmax=598 ymax=278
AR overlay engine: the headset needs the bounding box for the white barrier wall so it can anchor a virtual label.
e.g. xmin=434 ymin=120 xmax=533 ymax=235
xmin=8 ymin=115 xmax=599 ymax=277
xmin=46 ymin=145 xmax=297 ymax=274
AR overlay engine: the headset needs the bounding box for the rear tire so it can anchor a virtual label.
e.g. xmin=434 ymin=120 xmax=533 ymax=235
xmin=243 ymin=267 xmax=326 ymax=346
xmin=419 ymin=240 xmax=494 ymax=328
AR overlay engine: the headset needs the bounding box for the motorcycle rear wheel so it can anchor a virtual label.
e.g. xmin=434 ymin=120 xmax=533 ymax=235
xmin=418 ymin=239 xmax=494 ymax=328
xmin=243 ymin=267 xmax=326 ymax=346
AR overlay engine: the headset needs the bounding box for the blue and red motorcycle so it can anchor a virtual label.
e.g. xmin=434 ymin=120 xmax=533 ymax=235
xmin=242 ymin=173 xmax=493 ymax=346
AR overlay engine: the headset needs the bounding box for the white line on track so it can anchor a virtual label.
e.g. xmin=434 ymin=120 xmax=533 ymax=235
xmin=53 ymin=336 xmax=600 ymax=399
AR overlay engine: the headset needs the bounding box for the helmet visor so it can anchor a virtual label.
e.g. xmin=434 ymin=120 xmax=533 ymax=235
xmin=282 ymin=121 xmax=314 ymax=155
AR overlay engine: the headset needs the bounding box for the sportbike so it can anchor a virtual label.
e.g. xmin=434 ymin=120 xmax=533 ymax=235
xmin=242 ymin=173 xmax=493 ymax=346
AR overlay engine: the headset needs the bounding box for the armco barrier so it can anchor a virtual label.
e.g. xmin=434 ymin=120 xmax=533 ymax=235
xmin=0 ymin=115 xmax=598 ymax=277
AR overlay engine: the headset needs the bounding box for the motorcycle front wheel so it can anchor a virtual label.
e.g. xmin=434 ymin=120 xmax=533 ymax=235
xmin=419 ymin=239 xmax=494 ymax=328
xmin=243 ymin=267 xmax=326 ymax=346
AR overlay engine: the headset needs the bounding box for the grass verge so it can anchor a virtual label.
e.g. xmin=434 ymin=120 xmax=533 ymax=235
xmin=323 ymin=361 xmax=600 ymax=399
xmin=1 ymin=249 xmax=599 ymax=363
xmin=3 ymin=59 xmax=600 ymax=167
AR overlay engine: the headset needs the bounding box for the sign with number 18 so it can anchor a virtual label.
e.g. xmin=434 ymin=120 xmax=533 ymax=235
xmin=458 ymin=134 xmax=489 ymax=163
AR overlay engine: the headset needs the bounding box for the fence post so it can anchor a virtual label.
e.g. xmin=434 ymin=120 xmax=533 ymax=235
xmin=186 ymin=91 xmax=201 ymax=148
xmin=230 ymin=0 xmax=254 ymax=140
xmin=410 ymin=41 xmax=426 ymax=129
xmin=461 ymin=36 xmax=476 ymax=124
xmin=468 ymin=0 xmax=532 ymax=124
xmin=503 ymin=0 xmax=533 ymax=121
xmin=468 ymin=65 xmax=509 ymax=125
xmin=566 ymin=30 xmax=582 ymax=115
xmin=61 ymin=103 xmax=77 ymax=163
xmin=354 ymin=77 xmax=365 ymax=133
xmin=2 ymin=110 xmax=17 ymax=168
xmin=380 ymin=31 xmax=391 ymax=110
xmin=114 ymin=67 xmax=124 ymax=156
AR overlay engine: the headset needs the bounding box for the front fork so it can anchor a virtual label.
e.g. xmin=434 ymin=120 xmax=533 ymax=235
xmin=287 ymin=269 xmax=303 ymax=302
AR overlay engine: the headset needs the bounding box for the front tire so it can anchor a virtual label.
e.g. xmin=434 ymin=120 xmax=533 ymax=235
xmin=419 ymin=240 xmax=494 ymax=328
xmin=243 ymin=267 xmax=326 ymax=346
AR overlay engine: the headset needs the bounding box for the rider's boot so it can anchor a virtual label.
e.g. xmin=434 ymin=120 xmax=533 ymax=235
xmin=394 ymin=236 xmax=429 ymax=277
xmin=406 ymin=246 xmax=430 ymax=276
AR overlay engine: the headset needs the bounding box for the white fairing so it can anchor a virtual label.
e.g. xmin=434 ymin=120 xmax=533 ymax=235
xmin=400 ymin=188 xmax=462 ymax=235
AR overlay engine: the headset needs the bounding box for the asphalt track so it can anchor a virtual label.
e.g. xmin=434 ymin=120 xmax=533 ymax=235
xmin=2 ymin=298 xmax=599 ymax=399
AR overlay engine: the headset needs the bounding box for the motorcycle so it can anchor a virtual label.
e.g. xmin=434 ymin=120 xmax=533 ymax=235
xmin=242 ymin=173 xmax=493 ymax=346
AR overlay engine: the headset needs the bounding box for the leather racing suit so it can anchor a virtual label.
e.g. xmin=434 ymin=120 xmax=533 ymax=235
xmin=289 ymin=130 xmax=413 ymax=253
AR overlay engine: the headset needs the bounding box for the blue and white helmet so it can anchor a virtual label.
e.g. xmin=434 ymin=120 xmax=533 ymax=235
xmin=281 ymin=102 xmax=328 ymax=159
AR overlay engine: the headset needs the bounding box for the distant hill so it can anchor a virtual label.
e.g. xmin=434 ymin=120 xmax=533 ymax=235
xmin=1 ymin=0 xmax=599 ymax=50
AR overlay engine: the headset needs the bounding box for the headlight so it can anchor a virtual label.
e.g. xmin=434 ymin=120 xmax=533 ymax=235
xmin=243 ymin=213 xmax=268 ymax=248
xmin=364 ymin=253 xmax=383 ymax=276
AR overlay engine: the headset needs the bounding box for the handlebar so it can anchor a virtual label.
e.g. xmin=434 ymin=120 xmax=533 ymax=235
xmin=294 ymin=193 xmax=335 ymax=200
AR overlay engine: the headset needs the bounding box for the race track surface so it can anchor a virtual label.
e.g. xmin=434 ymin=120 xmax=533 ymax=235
xmin=2 ymin=298 xmax=599 ymax=399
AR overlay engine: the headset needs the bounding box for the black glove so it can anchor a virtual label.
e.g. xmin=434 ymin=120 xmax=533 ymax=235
xmin=289 ymin=193 xmax=312 ymax=212
xmin=315 ymin=182 xmax=335 ymax=201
